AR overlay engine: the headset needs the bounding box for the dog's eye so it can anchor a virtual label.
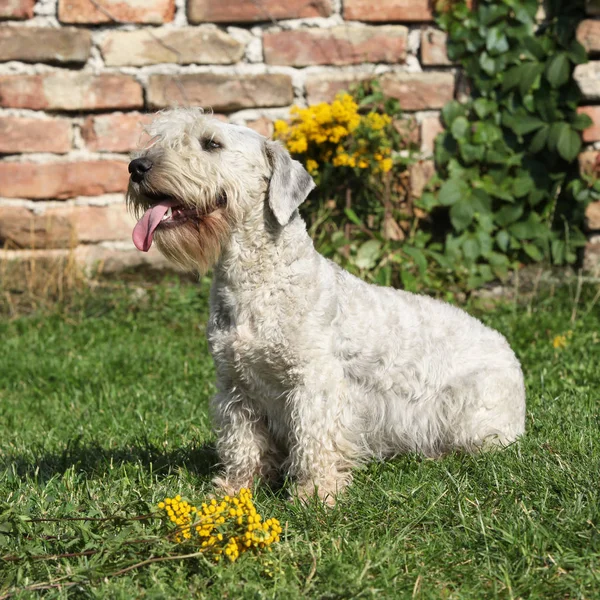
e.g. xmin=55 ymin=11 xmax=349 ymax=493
xmin=202 ymin=138 xmax=222 ymax=151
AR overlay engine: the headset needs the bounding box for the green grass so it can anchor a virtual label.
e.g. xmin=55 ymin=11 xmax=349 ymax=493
xmin=1 ymin=277 xmax=599 ymax=599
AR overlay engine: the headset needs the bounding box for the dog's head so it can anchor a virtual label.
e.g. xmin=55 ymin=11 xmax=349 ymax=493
xmin=126 ymin=108 xmax=314 ymax=273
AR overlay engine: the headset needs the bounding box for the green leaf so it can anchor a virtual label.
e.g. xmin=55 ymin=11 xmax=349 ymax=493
xmin=462 ymin=238 xmax=480 ymax=262
xmin=496 ymin=230 xmax=510 ymax=252
xmin=403 ymin=246 xmax=428 ymax=274
xmin=555 ymin=123 xmax=582 ymax=162
xmin=523 ymin=242 xmax=544 ymax=261
xmin=355 ymin=240 xmax=382 ymax=270
xmin=441 ymin=101 xmax=467 ymax=128
xmin=567 ymin=40 xmax=588 ymax=65
xmin=344 ymin=207 xmax=365 ymax=228
xmin=459 ymin=142 xmax=485 ymax=164
xmin=438 ymin=179 xmax=469 ymax=206
xmin=571 ymin=112 xmax=593 ymax=131
xmin=545 ymin=53 xmax=570 ymax=88
xmin=450 ymin=199 xmax=475 ymax=232
xmin=479 ymin=52 xmax=497 ymax=75
xmin=486 ymin=27 xmax=509 ymax=54
xmin=512 ymin=175 xmax=535 ymax=198
xmin=495 ymin=204 xmax=524 ymax=227
xmin=502 ymin=66 xmax=522 ymax=91
xmin=508 ymin=114 xmax=545 ymax=136
xmin=529 ymin=125 xmax=549 ymax=153
xmin=519 ymin=62 xmax=544 ymax=96
xmin=450 ymin=116 xmax=470 ymax=140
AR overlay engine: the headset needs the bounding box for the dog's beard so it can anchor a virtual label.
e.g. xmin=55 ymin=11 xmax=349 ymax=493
xmin=154 ymin=207 xmax=231 ymax=273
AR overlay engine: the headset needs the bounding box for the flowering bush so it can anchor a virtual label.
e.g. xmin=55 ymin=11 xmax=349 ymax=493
xmin=157 ymin=488 xmax=282 ymax=562
xmin=271 ymin=83 xmax=446 ymax=291
xmin=274 ymin=93 xmax=394 ymax=178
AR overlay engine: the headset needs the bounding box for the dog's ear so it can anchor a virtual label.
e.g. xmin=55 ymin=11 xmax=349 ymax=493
xmin=264 ymin=140 xmax=315 ymax=226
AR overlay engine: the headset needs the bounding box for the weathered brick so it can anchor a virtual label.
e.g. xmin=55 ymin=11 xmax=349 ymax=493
xmin=579 ymin=150 xmax=600 ymax=177
xmin=393 ymin=118 xmax=420 ymax=146
xmin=421 ymin=28 xmax=451 ymax=66
xmin=0 ymin=27 xmax=91 ymax=65
xmin=101 ymin=27 xmax=244 ymax=67
xmin=586 ymin=201 xmax=600 ymax=230
xmin=0 ymin=72 xmax=143 ymax=111
xmin=245 ymin=117 xmax=273 ymax=137
xmin=380 ymin=73 xmax=455 ymax=110
xmin=0 ymin=206 xmax=74 ymax=249
xmin=343 ymin=0 xmax=433 ymax=22
xmin=0 ymin=0 xmax=34 ymax=20
xmin=305 ymin=74 xmax=369 ymax=104
xmin=0 ymin=161 xmax=129 ymax=199
xmin=0 ymin=117 xmax=72 ymax=154
xmin=420 ymin=114 xmax=444 ymax=154
xmin=58 ymin=0 xmax=174 ymax=24
xmin=264 ymin=26 xmax=407 ymax=67
xmin=147 ymin=74 xmax=293 ymax=112
xmin=577 ymin=106 xmax=600 ymax=142
xmin=583 ymin=238 xmax=600 ymax=274
xmin=188 ymin=0 xmax=332 ymax=23
xmin=82 ymin=112 xmax=153 ymax=153
xmin=45 ymin=204 xmax=136 ymax=243
xmin=306 ymin=72 xmax=454 ymax=110
xmin=409 ymin=160 xmax=435 ymax=198
xmin=576 ymin=20 xmax=600 ymax=53
xmin=574 ymin=62 xmax=600 ymax=101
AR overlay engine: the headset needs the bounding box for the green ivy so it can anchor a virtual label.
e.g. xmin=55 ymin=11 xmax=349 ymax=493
xmin=421 ymin=0 xmax=600 ymax=288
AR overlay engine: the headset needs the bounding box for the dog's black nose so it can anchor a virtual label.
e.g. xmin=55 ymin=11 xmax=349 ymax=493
xmin=128 ymin=157 xmax=153 ymax=182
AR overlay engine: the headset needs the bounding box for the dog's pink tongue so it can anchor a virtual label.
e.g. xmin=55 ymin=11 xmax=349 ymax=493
xmin=132 ymin=200 xmax=176 ymax=252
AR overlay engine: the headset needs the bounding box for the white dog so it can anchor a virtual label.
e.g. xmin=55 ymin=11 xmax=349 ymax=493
xmin=127 ymin=109 xmax=526 ymax=503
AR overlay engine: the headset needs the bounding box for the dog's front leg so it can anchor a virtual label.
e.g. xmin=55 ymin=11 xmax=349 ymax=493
xmin=210 ymin=390 xmax=280 ymax=494
xmin=286 ymin=385 xmax=355 ymax=506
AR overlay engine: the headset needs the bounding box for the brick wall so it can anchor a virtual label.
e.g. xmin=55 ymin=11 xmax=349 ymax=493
xmin=0 ymin=0 xmax=598 ymax=274
xmin=576 ymin=0 xmax=600 ymax=273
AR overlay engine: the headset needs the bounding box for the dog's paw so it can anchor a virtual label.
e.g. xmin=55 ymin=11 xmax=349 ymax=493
xmin=294 ymin=480 xmax=346 ymax=507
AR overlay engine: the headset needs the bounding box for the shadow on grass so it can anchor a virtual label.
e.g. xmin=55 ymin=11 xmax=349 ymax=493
xmin=2 ymin=437 xmax=219 ymax=482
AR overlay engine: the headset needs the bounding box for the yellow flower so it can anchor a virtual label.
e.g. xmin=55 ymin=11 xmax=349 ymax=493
xmin=157 ymin=488 xmax=282 ymax=563
xmin=306 ymin=159 xmax=319 ymax=174
xmin=552 ymin=330 xmax=572 ymax=349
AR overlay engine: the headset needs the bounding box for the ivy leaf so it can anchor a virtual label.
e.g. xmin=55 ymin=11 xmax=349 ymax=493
xmin=479 ymin=52 xmax=497 ymax=75
xmin=450 ymin=116 xmax=470 ymax=139
xmin=441 ymin=101 xmax=467 ymax=128
xmin=566 ymin=40 xmax=588 ymax=65
xmin=571 ymin=112 xmax=593 ymax=131
xmin=508 ymin=115 xmax=545 ymax=136
xmin=495 ymin=204 xmax=524 ymax=227
xmin=502 ymin=66 xmax=522 ymax=91
xmin=512 ymin=175 xmax=535 ymax=198
xmin=486 ymin=27 xmax=509 ymax=54
xmin=556 ymin=124 xmax=581 ymax=162
xmin=450 ymin=199 xmax=475 ymax=232
xmin=438 ymin=179 xmax=469 ymax=206
xmin=545 ymin=53 xmax=570 ymax=88
xmin=459 ymin=142 xmax=485 ymax=164
xmin=519 ymin=62 xmax=544 ymax=95
xmin=529 ymin=125 xmax=549 ymax=153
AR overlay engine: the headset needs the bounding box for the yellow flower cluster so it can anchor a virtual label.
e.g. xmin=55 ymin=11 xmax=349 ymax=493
xmin=158 ymin=488 xmax=282 ymax=563
xmin=274 ymin=93 xmax=361 ymax=154
xmin=273 ymin=93 xmax=395 ymax=176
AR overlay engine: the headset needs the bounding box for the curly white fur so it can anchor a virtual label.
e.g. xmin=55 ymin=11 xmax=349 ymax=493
xmin=127 ymin=109 xmax=526 ymax=504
